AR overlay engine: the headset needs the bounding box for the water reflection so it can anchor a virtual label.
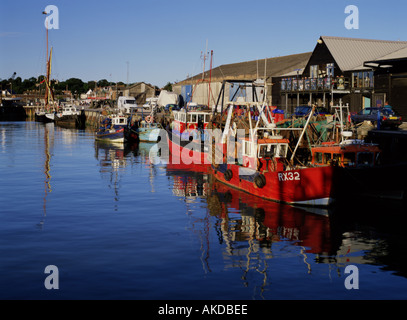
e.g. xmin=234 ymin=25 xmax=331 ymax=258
xmin=93 ymin=137 xmax=407 ymax=291
xmin=94 ymin=141 xmax=164 ymax=205
xmin=94 ymin=141 xmax=126 ymax=209
xmin=164 ymin=155 xmax=407 ymax=294
xmin=38 ymin=123 xmax=54 ymax=229
xmin=328 ymin=200 xmax=407 ymax=278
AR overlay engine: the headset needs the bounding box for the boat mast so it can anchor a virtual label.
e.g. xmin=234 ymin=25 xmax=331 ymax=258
xmin=290 ymin=105 xmax=315 ymax=163
xmin=207 ymin=50 xmax=213 ymax=108
xmin=42 ymin=10 xmax=55 ymax=111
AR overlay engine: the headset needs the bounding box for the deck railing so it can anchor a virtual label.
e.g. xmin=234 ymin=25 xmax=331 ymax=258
xmin=281 ymin=76 xmax=351 ymax=93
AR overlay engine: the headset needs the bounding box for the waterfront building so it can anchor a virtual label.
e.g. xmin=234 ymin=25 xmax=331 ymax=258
xmin=174 ymin=36 xmax=407 ymax=119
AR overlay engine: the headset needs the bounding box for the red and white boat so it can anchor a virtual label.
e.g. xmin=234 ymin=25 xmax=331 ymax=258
xmin=210 ymin=128 xmax=337 ymax=207
xmin=166 ymin=107 xmax=213 ymax=165
xmin=166 ymin=81 xmax=338 ymax=207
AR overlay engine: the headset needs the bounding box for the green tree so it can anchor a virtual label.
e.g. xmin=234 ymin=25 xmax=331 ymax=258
xmin=66 ymin=78 xmax=86 ymax=94
xmin=163 ymin=82 xmax=172 ymax=91
xmin=97 ymin=79 xmax=109 ymax=87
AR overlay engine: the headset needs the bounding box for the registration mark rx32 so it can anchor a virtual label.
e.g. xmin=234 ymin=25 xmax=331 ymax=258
xmin=278 ymin=171 xmax=300 ymax=182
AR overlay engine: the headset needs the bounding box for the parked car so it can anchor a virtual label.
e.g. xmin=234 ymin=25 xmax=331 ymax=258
xmin=350 ymin=107 xmax=402 ymax=128
xmin=294 ymin=105 xmax=330 ymax=117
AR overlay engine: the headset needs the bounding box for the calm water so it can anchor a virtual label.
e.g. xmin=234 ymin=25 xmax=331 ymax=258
xmin=1 ymin=121 xmax=407 ymax=300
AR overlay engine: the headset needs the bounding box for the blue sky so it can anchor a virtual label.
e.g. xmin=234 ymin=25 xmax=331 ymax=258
xmin=1 ymin=0 xmax=406 ymax=88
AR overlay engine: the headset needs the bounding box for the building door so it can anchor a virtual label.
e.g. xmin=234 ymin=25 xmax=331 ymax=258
xmin=391 ymin=76 xmax=407 ymax=119
xmin=350 ymin=93 xmax=362 ymax=112
xmin=181 ymin=85 xmax=192 ymax=106
xmin=372 ymin=93 xmax=386 ymax=108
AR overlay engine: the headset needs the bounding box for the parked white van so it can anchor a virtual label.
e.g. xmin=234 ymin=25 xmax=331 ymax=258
xmin=118 ymin=96 xmax=138 ymax=114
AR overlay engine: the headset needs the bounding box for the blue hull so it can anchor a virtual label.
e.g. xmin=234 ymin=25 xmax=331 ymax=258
xmin=96 ymin=128 xmax=124 ymax=142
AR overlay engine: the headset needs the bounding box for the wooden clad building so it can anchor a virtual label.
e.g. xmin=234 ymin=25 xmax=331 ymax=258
xmin=280 ymin=36 xmax=407 ymax=117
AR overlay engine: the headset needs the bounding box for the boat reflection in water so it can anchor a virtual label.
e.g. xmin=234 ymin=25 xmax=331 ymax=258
xmin=208 ymin=178 xmax=332 ymax=254
xmin=94 ymin=140 xmax=127 ymax=209
xmin=38 ymin=122 xmax=54 ymax=229
xmin=164 ymin=152 xmax=407 ymax=295
xmin=165 ymin=155 xmax=334 ymax=290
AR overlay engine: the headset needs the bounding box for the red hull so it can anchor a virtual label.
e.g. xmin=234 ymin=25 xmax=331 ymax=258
xmin=211 ymin=164 xmax=336 ymax=206
xmin=166 ymin=131 xmax=210 ymax=166
xmin=167 ymin=131 xmax=336 ymax=206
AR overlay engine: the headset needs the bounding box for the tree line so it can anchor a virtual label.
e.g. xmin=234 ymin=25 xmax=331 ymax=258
xmin=1 ymin=76 xmax=173 ymax=96
xmin=0 ymin=76 xmax=125 ymax=96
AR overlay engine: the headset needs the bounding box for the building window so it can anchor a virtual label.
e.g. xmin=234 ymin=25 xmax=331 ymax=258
xmin=310 ymin=65 xmax=318 ymax=79
xmin=311 ymin=78 xmax=317 ymax=90
xmin=292 ymin=79 xmax=298 ymax=91
xmin=304 ymin=78 xmax=310 ymax=90
xmin=327 ymin=63 xmax=335 ymax=78
xmin=298 ymin=79 xmax=304 ymax=91
xmin=324 ymin=77 xmax=331 ymax=90
xmin=352 ymin=71 xmax=374 ymax=88
xmin=286 ymin=78 xmax=292 ymax=91
xmin=364 ymin=71 xmax=374 ymax=88
xmin=281 ymin=79 xmax=286 ymax=91
xmin=358 ymin=72 xmax=363 ymax=87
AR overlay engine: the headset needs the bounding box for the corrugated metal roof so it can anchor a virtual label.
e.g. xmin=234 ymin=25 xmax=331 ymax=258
xmin=371 ymin=46 xmax=407 ymax=61
xmin=321 ymin=36 xmax=407 ymax=71
xmin=176 ymin=52 xmax=311 ymax=85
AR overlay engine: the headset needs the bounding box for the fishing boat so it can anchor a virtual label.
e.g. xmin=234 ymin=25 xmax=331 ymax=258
xmin=138 ymin=121 xmax=163 ymax=142
xmin=210 ymin=121 xmax=337 ymax=206
xmin=35 ymin=107 xmax=55 ymax=123
xmin=54 ymin=103 xmax=82 ymax=128
xmin=310 ymin=104 xmax=407 ymax=201
xmin=166 ymin=107 xmax=213 ymax=164
xmin=125 ymin=115 xmax=164 ymax=143
xmin=204 ymin=79 xmax=340 ymax=207
xmin=96 ymin=114 xmax=128 ymax=143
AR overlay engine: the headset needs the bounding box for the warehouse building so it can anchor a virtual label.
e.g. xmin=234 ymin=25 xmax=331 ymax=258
xmin=172 ymin=52 xmax=312 ymax=108
xmin=174 ymin=36 xmax=407 ymax=119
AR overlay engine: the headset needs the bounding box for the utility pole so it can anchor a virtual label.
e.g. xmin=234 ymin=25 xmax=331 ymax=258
xmin=126 ymin=61 xmax=130 ymax=87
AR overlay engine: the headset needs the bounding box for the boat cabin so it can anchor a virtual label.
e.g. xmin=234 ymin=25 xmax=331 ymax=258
xmin=58 ymin=105 xmax=79 ymax=116
xmin=101 ymin=115 xmax=128 ymax=129
xmin=111 ymin=115 xmax=127 ymax=126
xmin=311 ymin=140 xmax=381 ymax=168
xmin=242 ymin=136 xmax=289 ymax=170
xmin=172 ymin=110 xmax=211 ymax=133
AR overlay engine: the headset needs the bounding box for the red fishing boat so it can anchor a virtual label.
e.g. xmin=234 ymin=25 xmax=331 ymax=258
xmin=210 ymin=130 xmax=337 ymax=207
xmin=310 ymin=138 xmax=407 ymax=201
xmin=166 ymin=107 xmax=213 ymax=165
xmin=166 ymin=81 xmax=338 ymax=207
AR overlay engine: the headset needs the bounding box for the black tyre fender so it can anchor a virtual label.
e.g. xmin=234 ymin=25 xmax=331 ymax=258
xmin=254 ymin=174 xmax=266 ymax=188
xmin=224 ymin=169 xmax=233 ymax=181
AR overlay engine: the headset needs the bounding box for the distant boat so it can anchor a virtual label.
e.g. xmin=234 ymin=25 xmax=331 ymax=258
xmin=54 ymin=103 xmax=82 ymax=128
xmin=96 ymin=114 xmax=128 ymax=143
xmin=138 ymin=121 xmax=163 ymax=142
xmin=125 ymin=117 xmax=162 ymax=143
xmin=34 ymin=18 xmax=57 ymax=123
